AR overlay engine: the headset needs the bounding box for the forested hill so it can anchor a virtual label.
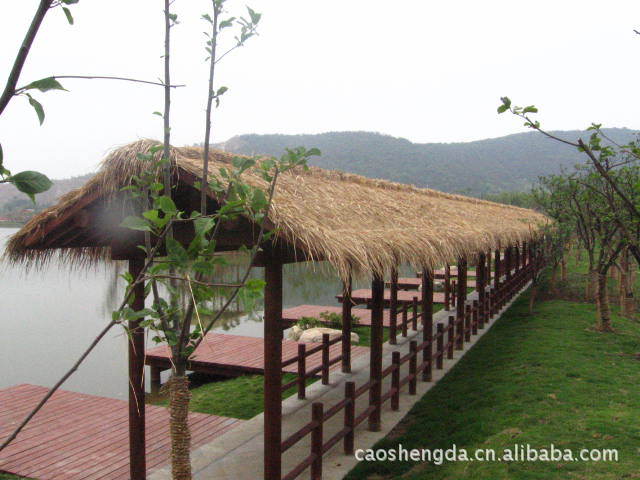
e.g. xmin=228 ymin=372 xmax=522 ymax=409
xmin=216 ymin=128 xmax=639 ymax=195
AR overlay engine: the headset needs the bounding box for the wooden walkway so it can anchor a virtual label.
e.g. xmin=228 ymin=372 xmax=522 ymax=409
xmin=282 ymin=305 xmax=394 ymax=327
xmin=145 ymin=333 xmax=369 ymax=378
xmin=388 ymin=277 xmax=477 ymax=290
xmin=337 ymin=289 xmax=445 ymax=306
xmin=0 ymin=384 xmax=242 ymax=480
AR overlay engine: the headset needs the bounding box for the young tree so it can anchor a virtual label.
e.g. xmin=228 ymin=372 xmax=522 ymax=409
xmin=118 ymin=3 xmax=318 ymax=478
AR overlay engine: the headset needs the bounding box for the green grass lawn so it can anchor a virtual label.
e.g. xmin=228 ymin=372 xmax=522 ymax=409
xmin=0 ymin=474 xmax=28 ymax=479
xmin=345 ymin=259 xmax=640 ymax=479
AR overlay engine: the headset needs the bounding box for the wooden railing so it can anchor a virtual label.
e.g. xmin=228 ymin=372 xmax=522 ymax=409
xmin=281 ymin=333 xmax=343 ymax=399
xmin=279 ymin=257 xmax=537 ymax=480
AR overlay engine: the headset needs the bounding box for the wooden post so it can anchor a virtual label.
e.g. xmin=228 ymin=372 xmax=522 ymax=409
xmin=391 ymin=351 xmax=400 ymax=411
xmin=478 ymin=252 xmax=486 ymax=329
xmin=150 ymin=366 xmax=161 ymax=396
xmin=344 ymin=382 xmax=355 ymax=454
xmin=297 ymin=344 xmax=306 ymax=400
xmin=464 ymin=304 xmax=471 ymax=342
xmin=389 ymin=267 xmax=398 ymax=345
xmin=311 ymin=402 xmax=323 ymax=480
xmin=444 ymin=264 xmax=451 ymax=310
xmin=401 ymin=304 xmax=408 ymax=337
xmin=128 ymin=258 xmax=146 ymax=480
xmin=409 ymin=341 xmax=417 ymax=395
xmin=472 ymin=300 xmax=479 ymax=335
xmin=341 ymin=274 xmax=352 ymax=373
xmin=368 ymin=273 xmax=384 ymax=432
xmin=494 ymin=248 xmax=501 ymax=290
xmin=436 ymin=323 xmax=444 ymax=369
xmin=447 ymin=316 xmax=454 ymax=359
xmin=321 ymin=333 xmax=330 ymax=385
xmin=421 ymin=269 xmax=434 ymax=381
xmin=505 ymin=246 xmax=512 ymax=282
xmin=264 ymin=255 xmax=283 ymax=480
xmin=412 ymin=296 xmax=418 ymax=330
xmin=455 ymin=257 xmax=466 ymax=350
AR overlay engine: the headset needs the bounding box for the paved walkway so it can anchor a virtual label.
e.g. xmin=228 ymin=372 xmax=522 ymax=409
xmin=149 ymin=282 xmax=529 ymax=480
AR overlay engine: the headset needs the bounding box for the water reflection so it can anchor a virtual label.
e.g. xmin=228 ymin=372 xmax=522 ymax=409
xmin=0 ymin=229 xmax=374 ymax=399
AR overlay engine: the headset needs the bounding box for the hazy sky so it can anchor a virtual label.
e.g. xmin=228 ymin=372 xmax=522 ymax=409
xmin=1 ymin=0 xmax=640 ymax=178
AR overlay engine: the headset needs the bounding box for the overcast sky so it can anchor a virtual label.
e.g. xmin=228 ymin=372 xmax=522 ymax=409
xmin=1 ymin=0 xmax=639 ymax=178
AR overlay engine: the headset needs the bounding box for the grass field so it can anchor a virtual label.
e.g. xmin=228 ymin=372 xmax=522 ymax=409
xmin=345 ymin=253 xmax=640 ymax=480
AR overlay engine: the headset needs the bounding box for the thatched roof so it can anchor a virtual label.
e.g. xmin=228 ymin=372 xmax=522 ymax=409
xmin=5 ymin=139 xmax=549 ymax=278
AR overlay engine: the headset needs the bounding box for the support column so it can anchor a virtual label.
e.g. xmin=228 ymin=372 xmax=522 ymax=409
xmin=444 ymin=264 xmax=451 ymax=311
xmin=389 ymin=267 xmax=398 ymax=345
xmin=505 ymin=246 xmax=512 ymax=282
xmin=478 ymin=252 xmax=486 ymax=325
xmin=264 ymin=255 xmax=283 ymax=480
xmin=341 ymin=273 xmax=353 ymax=373
xmin=456 ymin=257 xmax=466 ymax=349
xmin=128 ymin=258 xmax=146 ymax=480
xmin=494 ymin=248 xmax=501 ymax=290
xmin=421 ymin=269 xmax=434 ymax=381
xmin=368 ymin=273 xmax=384 ymax=432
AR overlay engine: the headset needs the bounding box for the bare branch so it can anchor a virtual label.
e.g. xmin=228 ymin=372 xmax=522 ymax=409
xmin=0 ymin=0 xmax=53 ymax=116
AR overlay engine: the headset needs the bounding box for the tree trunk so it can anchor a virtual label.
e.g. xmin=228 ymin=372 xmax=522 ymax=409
xmin=560 ymin=255 xmax=567 ymax=282
xmin=169 ymin=367 xmax=192 ymax=480
xmin=619 ymin=250 xmax=635 ymax=318
xmin=596 ymin=272 xmax=613 ymax=332
xmin=550 ymin=264 xmax=558 ymax=295
xmin=587 ymin=268 xmax=598 ymax=302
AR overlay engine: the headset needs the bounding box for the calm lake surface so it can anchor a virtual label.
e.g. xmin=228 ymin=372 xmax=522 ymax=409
xmin=0 ymin=228 xmax=384 ymax=399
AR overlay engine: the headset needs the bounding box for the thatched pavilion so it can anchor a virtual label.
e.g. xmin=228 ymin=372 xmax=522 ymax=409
xmin=5 ymin=139 xmax=548 ymax=479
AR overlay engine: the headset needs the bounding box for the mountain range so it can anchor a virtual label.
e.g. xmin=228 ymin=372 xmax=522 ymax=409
xmin=1 ymin=128 xmax=637 ymax=218
xmin=215 ymin=128 xmax=638 ymax=195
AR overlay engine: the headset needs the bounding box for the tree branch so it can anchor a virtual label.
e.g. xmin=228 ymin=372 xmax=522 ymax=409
xmin=0 ymin=0 xmax=53 ymax=116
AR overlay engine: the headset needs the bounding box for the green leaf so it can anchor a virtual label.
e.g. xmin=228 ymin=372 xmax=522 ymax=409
xmin=165 ymin=237 xmax=188 ymax=264
xmin=152 ymin=111 xmax=162 ymax=117
xmin=497 ymin=104 xmax=509 ymax=114
xmin=61 ymin=0 xmax=79 ymax=4
xmin=155 ymin=195 xmax=177 ymax=215
xmin=247 ymin=7 xmax=261 ymax=25
xmin=219 ymin=18 xmax=235 ymax=29
xmin=121 ymin=215 xmax=152 ymax=232
xmin=62 ymin=7 xmax=74 ymax=25
xmin=9 ymin=171 xmax=52 ymax=201
xmin=24 ymin=77 xmax=67 ymax=93
xmin=522 ymin=105 xmax=538 ymax=114
xmin=26 ymin=94 xmax=45 ymax=125
xmin=216 ymin=86 xmax=228 ymax=96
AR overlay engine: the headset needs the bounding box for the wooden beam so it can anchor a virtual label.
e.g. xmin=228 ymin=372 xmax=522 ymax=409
xmin=389 ymin=267 xmax=398 ymax=345
xmin=421 ymin=269 xmax=433 ymax=381
xmin=263 ymin=251 xmax=283 ymax=480
xmin=341 ymin=273 xmax=352 ymax=373
xmin=128 ymin=258 xmax=146 ymax=480
xmin=368 ymin=273 xmax=384 ymax=432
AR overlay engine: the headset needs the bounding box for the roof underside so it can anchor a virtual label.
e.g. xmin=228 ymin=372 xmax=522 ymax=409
xmin=5 ymin=139 xmax=549 ymax=278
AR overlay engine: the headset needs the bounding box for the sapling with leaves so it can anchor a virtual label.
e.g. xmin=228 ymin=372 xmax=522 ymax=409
xmin=498 ymin=96 xmax=640 ymax=266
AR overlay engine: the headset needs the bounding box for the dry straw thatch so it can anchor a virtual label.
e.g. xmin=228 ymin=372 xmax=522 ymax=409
xmin=6 ymin=139 xmax=549 ymax=278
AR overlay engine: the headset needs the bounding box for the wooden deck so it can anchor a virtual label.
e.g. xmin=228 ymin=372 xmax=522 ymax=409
xmin=0 ymin=384 xmax=242 ymax=480
xmin=388 ymin=277 xmax=477 ymax=290
xmin=282 ymin=305 xmax=394 ymax=327
xmin=337 ymin=289 xmax=445 ymax=306
xmin=145 ymin=332 xmax=369 ymax=377
xmin=430 ymin=268 xmax=495 ymax=279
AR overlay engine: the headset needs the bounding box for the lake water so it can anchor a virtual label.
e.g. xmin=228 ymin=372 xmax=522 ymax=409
xmin=0 ymin=228 xmax=383 ymax=400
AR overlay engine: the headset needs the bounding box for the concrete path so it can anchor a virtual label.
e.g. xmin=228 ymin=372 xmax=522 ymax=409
xmin=149 ymin=283 xmax=529 ymax=480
